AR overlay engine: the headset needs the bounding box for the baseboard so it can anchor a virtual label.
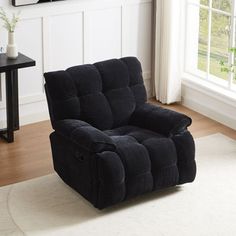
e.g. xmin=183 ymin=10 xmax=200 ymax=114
xmin=0 ymin=98 xmax=50 ymax=129
xmin=19 ymin=111 xmax=50 ymax=126
xmin=144 ymin=77 xmax=152 ymax=98
xmin=182 ymin=84 xmax=236 ymax=130
xmin=0 ymin=111 xmax=49 ymax=129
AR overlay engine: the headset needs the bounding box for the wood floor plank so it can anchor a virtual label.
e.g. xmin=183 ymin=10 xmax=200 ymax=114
xmin=0 ymin=100 xmax=236 ymax=187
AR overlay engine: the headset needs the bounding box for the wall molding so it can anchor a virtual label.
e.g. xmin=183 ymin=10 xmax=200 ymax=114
xmin=0 ymin=93 xmax=45 ymax=110
xmin=19 ymin=110 xmax=49 ymax=126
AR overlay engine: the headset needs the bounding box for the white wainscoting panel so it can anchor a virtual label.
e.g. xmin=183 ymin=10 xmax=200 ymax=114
xmin=49 ymin=12 xmax=84 ymax=71
xmin=17 ymin=18 xmax=44 ymax=97
xmin=84 ymin=7 xmax=122 ymax=63
xmin=122 ymin=2 xmax=152 ymax=73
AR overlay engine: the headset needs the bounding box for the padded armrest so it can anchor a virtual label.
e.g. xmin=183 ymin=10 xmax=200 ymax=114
xmin=129 ymin=103 xmax=192 ymax=136
xmin=53 ymin=119 xmax=116 ymax=153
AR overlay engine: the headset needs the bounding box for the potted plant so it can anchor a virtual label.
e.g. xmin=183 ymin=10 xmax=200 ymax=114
xmin=0 ymin=8 xmax=20 ymax=59
xmin=220 ymin=47 xmax=236 ymax=80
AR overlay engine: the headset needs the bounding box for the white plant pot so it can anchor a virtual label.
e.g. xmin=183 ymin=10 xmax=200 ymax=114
xmin=7 ymin=32 xmax=18 ymax=59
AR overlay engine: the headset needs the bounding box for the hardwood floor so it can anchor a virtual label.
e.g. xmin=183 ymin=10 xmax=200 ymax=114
xmin=1 ymin=100 xmax=236 ymax=187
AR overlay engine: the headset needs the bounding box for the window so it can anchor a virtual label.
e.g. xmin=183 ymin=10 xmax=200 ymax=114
xmin=185 ymin=0 xmax=236 ymax=91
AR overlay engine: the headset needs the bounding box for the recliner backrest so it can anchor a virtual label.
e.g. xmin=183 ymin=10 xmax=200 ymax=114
xmin=44 ymin=57 xmax=147 ymax=130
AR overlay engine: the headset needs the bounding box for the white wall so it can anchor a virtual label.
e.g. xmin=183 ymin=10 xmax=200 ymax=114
xmin=0 ymin=0 xmax=153 ymax=128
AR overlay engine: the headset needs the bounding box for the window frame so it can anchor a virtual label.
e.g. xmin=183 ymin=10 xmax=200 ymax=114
xmin=184 ymin=0 xmax=236 ymax=92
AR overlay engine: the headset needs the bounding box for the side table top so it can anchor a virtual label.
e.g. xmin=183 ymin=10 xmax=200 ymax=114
xmin=0 ymin=53 xmax=36 ymax=73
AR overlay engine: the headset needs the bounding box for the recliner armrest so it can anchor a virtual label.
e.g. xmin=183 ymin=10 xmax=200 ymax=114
xmin=54 ymin=119 xmax=116 ymax=153
xmin=129 ymin=103 xmax=192 ymax=136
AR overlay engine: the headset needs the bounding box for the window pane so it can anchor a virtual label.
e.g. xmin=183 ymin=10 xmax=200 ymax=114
xmin=212 ymin=0 xmax=232 ymax=13
xmin=200 ymin=0 xmax=209 ymax=5
xmin=234 ymin=31 xmax=236 ymax=85
xmin=233 ymin=64 xmax=236 ymax=84
xmin=210 ymin=12 xmax=230 ymax=80
xmin=198 ymin=8 xmax=209 ymax=72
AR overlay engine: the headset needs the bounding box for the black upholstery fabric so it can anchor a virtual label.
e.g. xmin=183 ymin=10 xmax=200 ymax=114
xmin=129 ymin=103 xmax=192 ymax=136
xmin=54 ymin=119 xmax=116 ymax=153
xmin=45 ymin=57 xmax=146 ymax=130
xmin=45 ymin=57 xmax=196 ymax=209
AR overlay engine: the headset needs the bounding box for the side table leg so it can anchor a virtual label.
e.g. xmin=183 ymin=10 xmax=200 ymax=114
xmin=12 ymin=70 xmax=19 ymax=131
xmin=4 ymin=70 xmax=18 ymax=142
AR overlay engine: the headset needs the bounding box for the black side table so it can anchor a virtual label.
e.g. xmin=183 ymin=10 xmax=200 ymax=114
xmin=0 ymin=53 xmax=36 ymax=143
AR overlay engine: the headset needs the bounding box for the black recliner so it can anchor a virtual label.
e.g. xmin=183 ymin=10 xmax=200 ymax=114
xmin=44 ymin=57 xmax=196 ymax=209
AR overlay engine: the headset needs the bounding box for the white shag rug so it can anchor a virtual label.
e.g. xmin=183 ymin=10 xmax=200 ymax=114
xmin=1 ymin=133 xmax=236 ymax=236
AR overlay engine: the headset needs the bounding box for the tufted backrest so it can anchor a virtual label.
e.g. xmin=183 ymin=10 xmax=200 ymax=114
xmin=44 ymin=57 xmax=147 ymax=130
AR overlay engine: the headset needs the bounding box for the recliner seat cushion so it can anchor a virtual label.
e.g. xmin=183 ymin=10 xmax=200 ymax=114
xmin=105 ymin=126 xmax=179 ymax=193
